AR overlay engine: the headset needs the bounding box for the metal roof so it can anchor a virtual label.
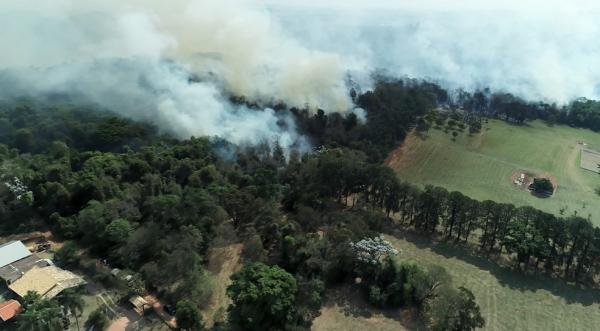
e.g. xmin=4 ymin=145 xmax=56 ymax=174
xmin=0 ymin=254 xmax=50 ymax=284
xmin=0 ymin=300 xmax=22 ymax=322
xmin=0 ymin=241 xmax=32 ymax=269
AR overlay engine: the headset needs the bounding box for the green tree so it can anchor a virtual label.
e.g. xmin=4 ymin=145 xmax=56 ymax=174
xmin=85 ymin=308 xmax=108 ymax=331
xmin=54 ymin=241 xmax=79 ymax=267
xmin=227 ymin=262 xmax=298 ymax=331
xmin=427 ymin=287 xmax=485 ymax=331
xmin=105 ymin=218 xmax=133 ymax=244
xmin=14 ymin=128 xmax=35 ymax=153
xmin=17 ymin=292 xmax=62 ymax=331
xmin=58 ymin=288 xmax=85 ymax=331
xmin=175 ymin=300 xmax=205 ymax=331
xmin=530 ymin=178 xmax=554 ymax=195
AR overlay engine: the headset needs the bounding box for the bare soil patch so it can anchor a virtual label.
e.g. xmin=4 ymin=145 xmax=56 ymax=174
xmin=385 ymin=132 xmax=420 ymax=170
xmin=509 ymin=170 xmax=558 ymax=196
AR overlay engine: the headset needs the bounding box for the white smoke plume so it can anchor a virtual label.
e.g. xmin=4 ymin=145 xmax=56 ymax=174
xmin=0 ymin=0 xmax=353 ymax=150
xmin=265 ymin=0 xmax=600 ymax=103
xmin=2 ymin=0 xmax=600 ymax=149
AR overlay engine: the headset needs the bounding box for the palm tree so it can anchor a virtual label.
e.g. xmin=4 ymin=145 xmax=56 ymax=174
xmin=58 ymin=288 xmax=85 ymax=331
xmin=17 ymin=291 xmax=63 ymax=331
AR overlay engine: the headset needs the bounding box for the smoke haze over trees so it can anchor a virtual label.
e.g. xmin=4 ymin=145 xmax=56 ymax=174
xmin=3 ymin=0 xmax=600 ymax=149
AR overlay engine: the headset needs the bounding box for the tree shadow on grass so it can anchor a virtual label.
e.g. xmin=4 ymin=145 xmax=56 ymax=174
xmin=391 ymin=230 xmax=600 ymax=307
xmin=322 ymin=284 xmax=426 ymax=330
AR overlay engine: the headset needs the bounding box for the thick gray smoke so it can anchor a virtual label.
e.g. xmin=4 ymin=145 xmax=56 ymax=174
xmin=267 ymin=0 xmax=600 ymax=103
xmin=0 ymin=0 xmax=352 ymax=150
xmin=2 ymin=0 xmax=600 ymax=149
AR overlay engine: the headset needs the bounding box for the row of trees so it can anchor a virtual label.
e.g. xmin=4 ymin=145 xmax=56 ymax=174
xmin=286 ymin=148 xmax=600 ymax=283
xmin=452 ymin=88 xmax=600 ymax=131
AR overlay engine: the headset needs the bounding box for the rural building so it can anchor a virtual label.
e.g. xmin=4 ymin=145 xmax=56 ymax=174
xmin=0 ymin=299 xmax=22 ymax=322
xmin=0 ymin=240 xmax=86 ymax=300
xmin=0 ymin=241 xmax=32 ymax=270
xmin=0 ymin=254 xmax=53 ymax=285
xmin=8 ymin=266 xmax=85 ymax=299
xmin=130 ymin=295 xmax=151 ymax=316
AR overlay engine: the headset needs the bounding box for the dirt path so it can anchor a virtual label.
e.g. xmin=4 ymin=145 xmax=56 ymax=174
xmin=566 ymin=144 xmax=590 ymax=192
xmin=107 ymin=317 xmax=130 ymax=331
xmin=201 ymin=243 xmax=244 ymax=328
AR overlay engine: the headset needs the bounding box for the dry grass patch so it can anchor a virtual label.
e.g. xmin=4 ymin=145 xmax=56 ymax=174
xmin=200 ymin=243 xmax=244 ymax=327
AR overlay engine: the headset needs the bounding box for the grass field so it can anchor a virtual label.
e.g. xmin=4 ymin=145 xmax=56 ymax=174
xmin=385 ymin=232 xmax=600 ymax=331
xmin=387 ymin=119 xmax=600 ymax=224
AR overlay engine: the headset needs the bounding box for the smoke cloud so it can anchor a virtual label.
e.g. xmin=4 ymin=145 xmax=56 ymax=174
xmin=266 ymin=0 xmax=600 ymax=103
xmin=0 ymin=0 xmax=352 ymax=150
xmin=2 ymin=0 xmax=600 ymax=149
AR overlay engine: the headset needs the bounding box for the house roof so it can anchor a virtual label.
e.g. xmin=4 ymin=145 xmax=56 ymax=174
xmin=0 ymin=300 xmax=22 ymax=322
xmin=0 ymin=241 xmax=32 ymax=269
xmin=129 ymin=295 xmax=151 ymax=315
xmin=8 ymin=266 xmax=86 ymax=299
xmin=0 ymin=254 xmax=51 ymax=284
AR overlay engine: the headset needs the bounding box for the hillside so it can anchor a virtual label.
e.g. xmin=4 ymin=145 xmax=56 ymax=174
xmin=388 ymin=119 xmax=600 ymax=224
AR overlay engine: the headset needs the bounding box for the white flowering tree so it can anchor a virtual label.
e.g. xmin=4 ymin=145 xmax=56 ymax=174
xmin=350 ymin=235 xmax=399 ymax=265
xmin=3 ymin=176 xmax=33 ymax=205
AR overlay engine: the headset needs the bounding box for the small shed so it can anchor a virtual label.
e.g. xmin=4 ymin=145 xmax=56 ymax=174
xmin=129 ymin=295 xmax=151 ymax=316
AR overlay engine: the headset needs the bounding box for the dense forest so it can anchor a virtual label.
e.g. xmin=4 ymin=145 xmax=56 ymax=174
xmin=1 ymin=79 xmax=600 ymax=330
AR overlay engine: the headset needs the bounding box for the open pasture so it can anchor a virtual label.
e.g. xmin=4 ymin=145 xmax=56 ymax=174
xmin=387 ymin=119 xmax=600 ymax=224
xmin=385 ymin=233 xmax=600 ymax=331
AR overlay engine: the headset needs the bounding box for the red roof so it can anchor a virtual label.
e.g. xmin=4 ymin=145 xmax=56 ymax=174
xmin=0 ymin=300 xmax=22 ymax=322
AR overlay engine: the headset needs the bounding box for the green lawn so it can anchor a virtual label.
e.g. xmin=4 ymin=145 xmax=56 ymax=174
xmin=387 ymin=119 xmax=600 ymax=225
xmin=385 ymin=232 xmax=600 ymax=331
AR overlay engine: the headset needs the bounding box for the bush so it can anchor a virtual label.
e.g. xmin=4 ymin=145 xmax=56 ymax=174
xmin=85 ymin=308 xmax=109 ymax=331
xmin=227 ymin=263 xmax=297 ymax=331
xmin=426 ymin=287 xmax=485 ymax=331
xmin=176 ymin=300 xmax=205 ymax=331
xmin=531 ymin=178 xmax=554 ymax=195
xmin=54 ymin=241 xmax=79 ymax=267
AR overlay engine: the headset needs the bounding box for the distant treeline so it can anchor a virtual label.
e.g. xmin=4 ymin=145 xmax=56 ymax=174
xmin=0 ymin=100 xmax=164 ymax=154
xmin=287 ymin=148 xmax=600 ymax=284
xmin=291 ymin=79 xmax=600 ymax=166
xmin=448 ymin=88 xmax=600 ymax=131
xmin=293 ymin=79 xmax=443 ymax=162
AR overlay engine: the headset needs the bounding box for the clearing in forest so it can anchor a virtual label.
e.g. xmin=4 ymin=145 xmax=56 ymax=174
xmin=387 ymin=119 xmax=600 ymax=225
xmin=201 ymin=243 xmax=244 ymax=328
